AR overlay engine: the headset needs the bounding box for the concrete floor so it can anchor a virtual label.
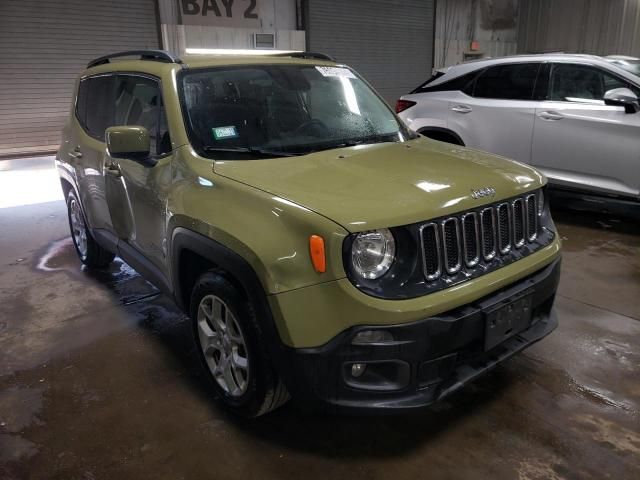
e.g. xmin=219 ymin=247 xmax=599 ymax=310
xmin=1 ymin=158 xmax=639 ymax=479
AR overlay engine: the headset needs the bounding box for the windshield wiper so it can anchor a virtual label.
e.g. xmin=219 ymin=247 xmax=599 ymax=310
xmin=202 ymin=146 xmax=301 ymax=158
xmin=308 ymin=134 xmax=401 ymax=153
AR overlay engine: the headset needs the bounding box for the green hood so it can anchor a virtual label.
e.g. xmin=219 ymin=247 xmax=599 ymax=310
xmin=213 ymin=137 xmax=545 ymax=232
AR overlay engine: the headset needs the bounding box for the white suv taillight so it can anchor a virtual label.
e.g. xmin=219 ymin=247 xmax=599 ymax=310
xmin=395 ymin=99 xmax=416 ymax=113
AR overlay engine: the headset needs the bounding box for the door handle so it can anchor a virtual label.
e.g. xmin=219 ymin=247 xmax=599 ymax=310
xmin=451 ymin=104 xmax=472 ymax=114
xmin=537 ymin=111 xmax=564 ymax=121
xmin=68 ymin=146 xmax=83 ymax=159
xmin=105 ymin=164 xmax=121 ymax=178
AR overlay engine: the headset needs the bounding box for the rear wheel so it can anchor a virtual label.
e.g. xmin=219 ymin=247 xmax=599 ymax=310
xmin=66 ymin=190 xmax=114 ymax=268
xmin=190 ymin=272 xmax=289 ymax=417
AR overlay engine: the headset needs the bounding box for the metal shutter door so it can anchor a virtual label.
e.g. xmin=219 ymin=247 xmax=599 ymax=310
xmin=306 ymin=0 xmax=434 ymax=103
xmin=0 ymin=0 xmax=160 ymax=158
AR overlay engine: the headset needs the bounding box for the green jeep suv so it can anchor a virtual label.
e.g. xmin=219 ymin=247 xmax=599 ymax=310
xmin=57 ymin=50 xmax=561 ymax=417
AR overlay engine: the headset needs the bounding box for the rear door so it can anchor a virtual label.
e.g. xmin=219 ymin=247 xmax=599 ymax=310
xmin=447 ymin=62 xmax=542 ymax=164
xmin=104 ymin=74 xmax=173 ymax=274
xmin=531 ymin=63 xmax=640 ymax=198
xmin=72 ymin=74 xmax=116 ymax=232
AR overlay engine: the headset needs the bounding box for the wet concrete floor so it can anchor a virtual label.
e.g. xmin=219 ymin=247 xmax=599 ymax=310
xmin=1 ymin=159 xmax=639 ymax=479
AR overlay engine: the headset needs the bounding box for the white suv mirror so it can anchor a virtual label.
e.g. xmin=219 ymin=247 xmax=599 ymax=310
xmin=603 ymin=88 xmax=640 ymax=113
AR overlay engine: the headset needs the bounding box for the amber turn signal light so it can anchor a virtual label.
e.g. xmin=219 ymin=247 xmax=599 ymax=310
xmin=309 ymin=235 xmax=326 ymax=273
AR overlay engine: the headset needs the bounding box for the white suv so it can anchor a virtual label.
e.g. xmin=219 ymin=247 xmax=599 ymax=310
xmin=397 ymin=54 xmax=640 ymax=202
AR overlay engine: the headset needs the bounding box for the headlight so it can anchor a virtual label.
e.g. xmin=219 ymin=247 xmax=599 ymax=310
xmin=351 ymin=229 xmax=396 ymax=279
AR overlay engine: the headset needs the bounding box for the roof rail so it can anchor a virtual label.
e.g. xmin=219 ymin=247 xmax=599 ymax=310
xmin=272 ymin=52 xmax=336 ymax=62
xmin=87 ymin=50 xmax=182 ymax=69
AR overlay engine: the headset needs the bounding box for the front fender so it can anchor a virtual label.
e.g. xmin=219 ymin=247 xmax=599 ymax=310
xmin=168 ymin=148 xmax=349 ymax=296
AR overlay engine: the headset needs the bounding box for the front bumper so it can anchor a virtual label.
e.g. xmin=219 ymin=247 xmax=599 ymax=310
xmin=277 ymin=257 xmax=561 ymax=413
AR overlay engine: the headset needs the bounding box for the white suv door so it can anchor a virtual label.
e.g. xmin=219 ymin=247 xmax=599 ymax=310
xmin=531 ymin=62 xmax=640 ymax=198
xmin=447 ymin=62 xmax=542 ymax=164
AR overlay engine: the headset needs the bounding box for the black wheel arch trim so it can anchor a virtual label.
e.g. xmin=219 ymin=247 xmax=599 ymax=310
xmin=170 ymin=227 xmax=269 ymax=313
xmin=417 ymin=127 xmax=465 ymax=146
xmin=170 ymin=227 xmax=293 ymax=383
xmin=57 ymin=163 xmax=80 ymax=200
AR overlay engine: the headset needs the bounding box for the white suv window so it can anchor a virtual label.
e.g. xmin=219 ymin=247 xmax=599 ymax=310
xmin=549 ymin=64 xmax=639 ymax=103
xmin=470 ymin=63 xmax=540 ymax=100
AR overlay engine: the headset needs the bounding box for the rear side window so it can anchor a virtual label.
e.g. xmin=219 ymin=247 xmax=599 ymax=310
xmin=76 ymin=75 xmax=115 ymax=141
xmin=76 ymin=81 xmax=89 ymax=128
xmin=411 ymin=70 xmax=481 ymax=94
xmin=470 ymin=63 xmax=540 ymax=100
xmin=75 ymin=74 xmax=171 ymax=156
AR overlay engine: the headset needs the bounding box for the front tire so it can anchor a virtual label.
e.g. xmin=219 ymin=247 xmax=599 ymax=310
xmin=66 ymin=190 xmax=114 ymax=268
xmin=190 ymin=272 xmax=289 ymax=417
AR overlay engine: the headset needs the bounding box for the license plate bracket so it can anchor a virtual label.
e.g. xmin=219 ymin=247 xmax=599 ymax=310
xmin=484 ymin=292 xmax=533 ymax=351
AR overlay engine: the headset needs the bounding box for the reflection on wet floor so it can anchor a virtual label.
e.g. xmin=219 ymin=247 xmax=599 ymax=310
xmin=36 ymin=237 xmax=161 ymax=305
xmin=1 ymin=198 xmax=639 ymax=479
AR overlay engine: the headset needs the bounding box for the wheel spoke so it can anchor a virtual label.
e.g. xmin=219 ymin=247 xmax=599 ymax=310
xmin=231 ymin=350 xmax=248 ymax=369
xmin=212 ymin=299 xmax=227 ymax=334
xmin=226 ymin=314 xmax=244 ymax=346
xmin=231 ymin=363 xmax=246 ymax=390
xmin=221 ymin=355 xmax=238 ymax=394
xmin=197 ymin=318 xmax=215 ymax=340
xmin=199 ymin=300 xmax=213 ymax=322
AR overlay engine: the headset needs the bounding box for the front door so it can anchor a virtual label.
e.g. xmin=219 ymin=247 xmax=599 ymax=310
xmin=104 ymin=74 xmax=173 ymax=274
xmin=531 ymin=63 xmax=640 ymax=198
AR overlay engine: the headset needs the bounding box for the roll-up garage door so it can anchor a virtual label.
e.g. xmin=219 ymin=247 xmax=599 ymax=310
xmin=0 ymin=0 xmax=160 ymax=158
xmin=306 ymin=0 xmax=434 ymax=104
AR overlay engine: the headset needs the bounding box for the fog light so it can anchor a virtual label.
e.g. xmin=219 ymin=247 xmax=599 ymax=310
xmin=351 ymin=363 xmax=366 ymax=377
xmin=352 ymin=330 xmax=394 ymax=345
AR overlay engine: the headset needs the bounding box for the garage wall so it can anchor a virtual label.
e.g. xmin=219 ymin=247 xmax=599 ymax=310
xmin=0 ymin=0 xmax=160 ymax=158
xmin=434 ymin=0 xmax=519 ymax=69
xmin=158 ymin=0 xmax=304 ymax=55
xmin=518 ymin=0 xmax=640 ymax=56
xmin=305 ymin=0 xmax=435 ymax=103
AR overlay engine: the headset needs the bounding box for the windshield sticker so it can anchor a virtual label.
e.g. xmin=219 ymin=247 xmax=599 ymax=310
xmin=212 ymin=126 xmax=238 ymax=140
xmin=315 ymin=66 xmax=356 ymax=79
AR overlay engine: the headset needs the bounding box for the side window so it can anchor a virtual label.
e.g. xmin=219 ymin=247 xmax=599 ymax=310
xmin=114 ymin=75 xmax=171 ymax=156
xmin=414 ymin=70 xmax=481 ymax=94
xmin=549 ymin=64 xmax=639 ymax=102
xmin=75 ymin=80 xmax=89 ymax=129
xmin=471 ymin=63 xmax=540 ymax=100
xmin=80 ymin=75 xmax=115 ymax=141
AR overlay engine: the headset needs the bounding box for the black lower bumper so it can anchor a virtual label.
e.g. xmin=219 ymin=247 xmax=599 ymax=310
xmin=278 ymin=258 xmax=561 ymax=413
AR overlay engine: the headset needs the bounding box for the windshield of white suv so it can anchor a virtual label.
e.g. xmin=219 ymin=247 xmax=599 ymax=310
xmin=606 ymin=59 xmax=640 ymax=77
xmin=178 ymin=64 xmax=415 ymax=159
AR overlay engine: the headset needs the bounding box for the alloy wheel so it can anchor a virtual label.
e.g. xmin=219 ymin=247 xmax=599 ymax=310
xmin=69 ymin=198 xmax=88 ymax=258
xmin=197 ymin=294 xmax=249 ymax=397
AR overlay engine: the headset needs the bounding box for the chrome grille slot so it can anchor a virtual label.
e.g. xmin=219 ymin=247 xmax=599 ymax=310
xmin=497 ymin=203 xmax=512 ymax=254
xmin=441 ymin=218 xmax=462 ymax=274
xmin=462 ymin=213 xmax=480 ymax=267
xmin=525 ymin=194 xmax=538 ymax=241
xmin=420 ymin=223 xmax=441 ymax=280
xmin=512 ymin=198 xmax=526 ymax=248
xmin=480 ymin=207 xmax=496 ymax=260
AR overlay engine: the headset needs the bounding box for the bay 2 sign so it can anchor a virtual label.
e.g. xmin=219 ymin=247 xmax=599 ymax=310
xmin=179 ymin=0 xmax=261 ymax=28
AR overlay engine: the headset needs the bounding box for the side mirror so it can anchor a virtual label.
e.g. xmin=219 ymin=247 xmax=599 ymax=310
xmin=604 ymin=88 xmax=640 ymax=114
xmin=106 ymin=126 xmax=150 ymax=160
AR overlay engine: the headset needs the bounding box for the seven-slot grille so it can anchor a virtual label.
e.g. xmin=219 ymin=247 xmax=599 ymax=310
xmin=420 ymin=193 xmax=539 ymax=281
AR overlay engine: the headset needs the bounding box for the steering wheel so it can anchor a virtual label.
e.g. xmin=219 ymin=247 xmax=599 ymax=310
xmin=293 ymin=119 xmax=330 ymax=136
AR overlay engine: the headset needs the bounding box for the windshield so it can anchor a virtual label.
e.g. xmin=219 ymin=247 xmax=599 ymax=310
xmin=607 ymin=59 xmax=640 ymax=77
xmin=178 ymin=64 xmax=415 ymax=159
